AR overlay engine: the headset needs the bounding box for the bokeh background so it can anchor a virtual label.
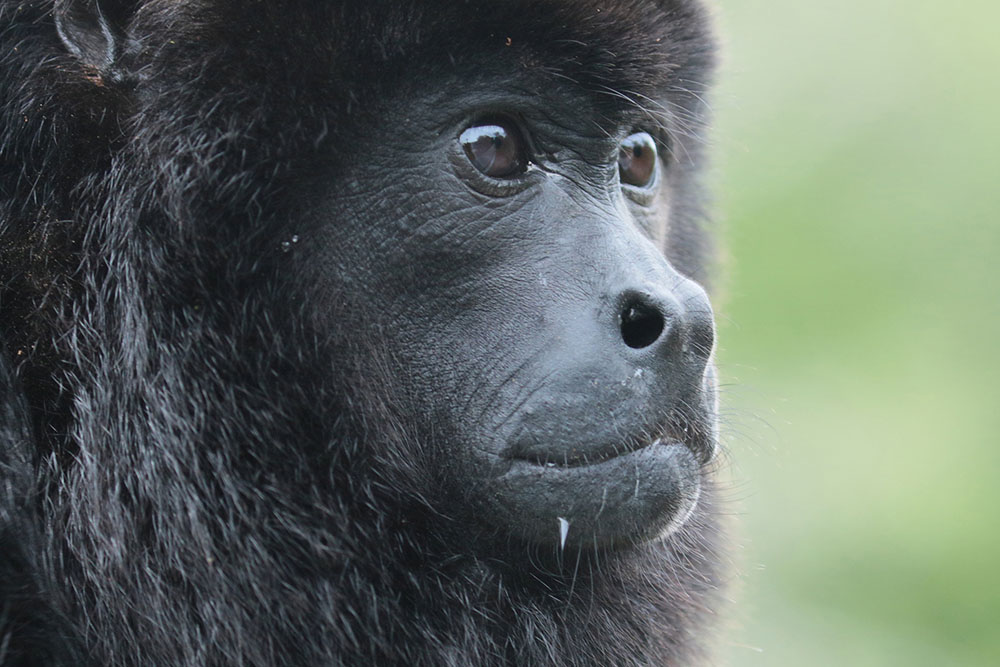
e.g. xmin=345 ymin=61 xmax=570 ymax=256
xmin=712 ymin=1 xmax=999 ymax=665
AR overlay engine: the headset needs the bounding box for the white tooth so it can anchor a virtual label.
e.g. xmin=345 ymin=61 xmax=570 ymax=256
xmin=558 ymin=517 xmax=570 ymax=549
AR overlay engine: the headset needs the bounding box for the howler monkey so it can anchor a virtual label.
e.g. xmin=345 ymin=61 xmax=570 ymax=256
xmin=0 ymin=1 xmax=724 ymax=664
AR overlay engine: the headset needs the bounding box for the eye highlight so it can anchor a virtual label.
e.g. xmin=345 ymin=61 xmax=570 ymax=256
xmin=460 ymin=118 xmax=528 ymax=179
xmin=618 ymin=132 xmax=658 ymax=188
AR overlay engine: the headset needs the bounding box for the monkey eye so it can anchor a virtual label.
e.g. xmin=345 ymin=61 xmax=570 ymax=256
xmin=460 ymin=119 xmax=528 ymax=179
xmin=618 ymin=132 xmax=658 ymax=188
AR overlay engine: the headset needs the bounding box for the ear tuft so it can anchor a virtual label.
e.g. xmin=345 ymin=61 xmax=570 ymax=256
xmin=54 ymin=0 xmax=127 ymax=70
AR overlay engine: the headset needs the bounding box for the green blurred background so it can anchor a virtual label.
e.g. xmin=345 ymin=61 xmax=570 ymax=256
xmin=712 ymin=1 xmax=1000 ymax=665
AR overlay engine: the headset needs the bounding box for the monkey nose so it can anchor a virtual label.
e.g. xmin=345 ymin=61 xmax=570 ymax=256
xmin=615 ymin=280 xmax=715 ymax=369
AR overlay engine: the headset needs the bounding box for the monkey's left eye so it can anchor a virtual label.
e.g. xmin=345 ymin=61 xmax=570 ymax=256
xmin=618 ymin=132 xmax=658 ymax=188
xmin=460 ymin=119 xmax=528 ymax=179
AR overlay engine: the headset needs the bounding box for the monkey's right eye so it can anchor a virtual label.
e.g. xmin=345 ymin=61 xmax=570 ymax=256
xmin=618 ymin=132 xmax=658 ymax=188
xmin=460 ymin=119 xmax=528 ymax=179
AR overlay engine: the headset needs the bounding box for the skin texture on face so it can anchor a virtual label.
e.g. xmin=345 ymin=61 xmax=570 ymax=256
xmin=305 ymin=66 xmax=717 ymax=549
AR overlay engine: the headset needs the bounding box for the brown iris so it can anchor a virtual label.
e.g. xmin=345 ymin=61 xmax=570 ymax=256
xmin=618 ymin=132 xmax=658 ymax=187
xmin=460 ymin=119 xmax=527 ymax=178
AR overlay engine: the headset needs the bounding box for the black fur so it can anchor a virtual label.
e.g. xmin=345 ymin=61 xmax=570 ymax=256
xmin=0 ymin=1 xmax=724 ymax=664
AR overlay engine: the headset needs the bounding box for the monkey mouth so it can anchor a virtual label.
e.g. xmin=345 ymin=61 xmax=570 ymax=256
xmin=505 ymin=416 xmax=714 ymax=469
xmin=509 ymin=434 xmax=682 ymax=468
xmin=488 ymin=438 xmax=703 ymax=548
xmin=481 ymin=410 xmax=715 ymax=548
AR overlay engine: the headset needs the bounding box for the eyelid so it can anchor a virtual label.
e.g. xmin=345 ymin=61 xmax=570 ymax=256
xmin=620 ymin=170 xmax=660 ymax=207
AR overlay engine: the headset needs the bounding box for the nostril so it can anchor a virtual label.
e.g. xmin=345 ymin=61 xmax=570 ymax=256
xmin=620 ymin=300 xmax=665 ymax=349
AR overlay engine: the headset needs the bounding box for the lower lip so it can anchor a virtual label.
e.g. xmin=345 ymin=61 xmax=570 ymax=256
xmin=488 ymin=440 xmax=701 ymax=547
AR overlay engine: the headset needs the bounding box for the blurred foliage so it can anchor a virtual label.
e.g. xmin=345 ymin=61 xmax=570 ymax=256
xmin=711 ymin=1 xmax=1000 ymax=665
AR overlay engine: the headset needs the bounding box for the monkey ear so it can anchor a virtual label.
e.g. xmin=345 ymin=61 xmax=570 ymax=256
xmin=54 ymin=0 xmax=132 ymax=70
